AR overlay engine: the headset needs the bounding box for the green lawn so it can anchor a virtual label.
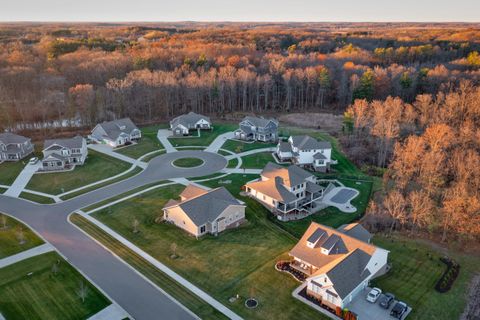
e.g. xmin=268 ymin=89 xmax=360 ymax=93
xmin=89 ymin=183 xmax=327 ymax=320
xmin=26 ymin=150 xmax=132 ymax=195
xmin=114 ymin=136 xmax=163 ymax=159
xmin=199 ymin=173 xmax=259 ymax=196
xmin=0 ymin=214 xmax=44 ymax=259
xmin=0 ymin=187 xmax=7 ymax=194
xmin=19 ymin=192 xmax=56 ymax=204
xmin=0 ymin=251 xmax=110 ymax=320
xmin=221 ymin=139 xmax=276 ymax=153
xmin=227 ymin=157 xmax=239 ymax=168
xmin=240 ymin=152 xmax=276 ymax=169
xmin=169 ymin=124 xmax=238 ymax=147
xmin=371 ymin=234 xmax=480 ymax=320
xmin=172 ymin=157 xmax=204 ymax=168
xmin=0 ymin=161 xmax=26 ymax=186
xmin=141 ymin=150 xmax=166 ymax=162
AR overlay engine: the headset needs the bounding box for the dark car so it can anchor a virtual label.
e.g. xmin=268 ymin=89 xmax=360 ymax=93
xmin=379 ymin=293 xmax=395 ymax=309
xmin=390 ymin=301 xmax=408 ymax=319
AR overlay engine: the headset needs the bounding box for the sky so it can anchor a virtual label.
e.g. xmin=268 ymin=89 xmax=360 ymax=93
xmin=1 ymin=0 xmax=479 ymax=22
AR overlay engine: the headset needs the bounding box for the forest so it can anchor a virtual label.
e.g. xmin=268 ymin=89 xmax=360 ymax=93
xmin=0 ymin=22 xmax=479 ymax=242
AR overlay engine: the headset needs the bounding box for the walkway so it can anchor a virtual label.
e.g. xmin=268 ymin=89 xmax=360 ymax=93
xmin=4 ymin=162 xmax=41 ymax=197
xmin=157 ymin=129 xmax=177 ymax=153
xmin=225 ymin=147 xmax=276 ymax=160
xmin=0 ymin=243 xmax=55 ymax=268
xmin=222 ymin=168 xmax=263 ymax=174
xmin=87 ymin=304 xmax=129 ymax=320
xmin=204 ymin=131 xmax=234 ymax=153
xmin=88 ymin=144 xmax=147 ymax=169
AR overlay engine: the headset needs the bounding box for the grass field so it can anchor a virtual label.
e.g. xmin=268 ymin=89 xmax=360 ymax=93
xmin=19 ymin=192 xmax=56 ymax=204
xmin=199 ymin=173 xmax=259 ymax=195
xmin=240 ymin=152 xmax=276 ymax=169
xmin=0 ymin=251 xmax=110 ymax=320
xmin=172 ymin=157 xmax=204 ymax=168
xmin=26 ymin=150 xmax=132 ymax=195
xmin=0 ymin=214 xmax=44 ymax=259
xmin=227 ymin=157 xmax=239 ymax=168
xmin=0 ymin=161 xmax=26 ymax=186
xmin=0 ymin=187 xmax=7 ymax=194
xmin=221 ymin=139 xmax=276 ymax=153
xmin=371 ymin=234 xmax=480 ymax=320
xmin=169 ymin=124 xmax=237 ymax=147
xmin=141 ymin=150 xmax=166 ymax=162
xmin=114 ymin=136 xmax=163 ymax=159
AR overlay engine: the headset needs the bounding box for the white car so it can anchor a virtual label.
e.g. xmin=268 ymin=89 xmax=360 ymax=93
xmin=28 ymin=157 xmax=38 ymax=165
xmin=366 ymin=287 xmax=382 ymax=303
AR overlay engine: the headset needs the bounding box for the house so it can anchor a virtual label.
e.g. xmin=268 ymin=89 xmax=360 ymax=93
xmin=162 ymin=184 xmax=246 ymax=237
xmin=234 ymin=116 xmax=278 ymax=142
xmin=91 ymin=118 xmax=141 ymax=147
xmin=41 ymin=136 xmax=88 ymax=171
xmin=0 ymin=133 xmax=34 ymax=162
xmin=289 ymin=222 xmax=388 ymax=310
xmin=277 ymin=135 xmax=332 ymax=172
xmin=170 ymin=112 xmax=211 ymax=136
xmin=244 ymin=162 xmax=324 ymax=219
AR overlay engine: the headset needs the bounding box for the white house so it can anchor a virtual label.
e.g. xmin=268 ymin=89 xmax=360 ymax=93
xmin=90 ymin=118 xmax=141 ymax=147
xmin=0 ymin=133 xmax=34 ymax=162
xmin=244 ymin=162 xmax=324 ymax=219
xmin=170 ymin=112 xmax=211 ymax=136
xmin=277 ymin=135 xmax=332 ymax=172
xmin=41 ymin=136 xmax=88 ymax=171
xmin=289 ymin=222 xmax=389 ymax=310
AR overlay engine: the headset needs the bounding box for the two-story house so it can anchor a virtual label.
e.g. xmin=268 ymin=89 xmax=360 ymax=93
xmin=170 ymin=112 xmax=211 ymax=136
xmin=90 ymin=118 xmax=141 ymax=147
xmin=244 ymin=162 xmax=324 ymax=220
xmin=41 ymin=136 xmax=88 ymax=171
xmin=0 ymin=133 xmax=34 ymax=162
xmin=234 ymin=116 xmax=278 ymax=142
xmin=277 ymin=135 xmax=332 ymax=172
xmin=289 ymin=222 xmax=389 ymax=310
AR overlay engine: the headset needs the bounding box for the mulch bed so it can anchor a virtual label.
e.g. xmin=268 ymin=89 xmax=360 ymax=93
xmin=275 ymin=261 xmax=307 ymax=282
xmin=435 ymin=256 xmax=460 ymax=293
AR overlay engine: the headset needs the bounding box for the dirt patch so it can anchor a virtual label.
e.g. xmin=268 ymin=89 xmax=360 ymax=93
xmin=279 ymin=113 xmax=343 ymax=134
xmin=460 ymin=274 xmax=480 ymax=320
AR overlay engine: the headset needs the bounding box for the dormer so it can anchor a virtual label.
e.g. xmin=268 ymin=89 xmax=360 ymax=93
xmin=320 ymin=234 xmax=341 ymax=255
xmin=118 ymin=124 xmax=127 ymax=130
xmin=306 ymin=227 xmax=326 ymax=248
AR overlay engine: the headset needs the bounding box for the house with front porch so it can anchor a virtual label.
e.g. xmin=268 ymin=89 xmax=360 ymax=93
xmin=162 ymin=184 xmax=246 ymax=238
xmin=90 ymin=118 xmax=141 ymax=147
xmin=41 ymin=136 xmax=88 ymax=171
xmin=170 ymin=112 xmax=211 ymax=136
xmin=234 ymin=116 xmax=278 ymax=142
xmin=0 ymin=133 xmax=34 ymax=162
xmin=244 ymin=162 xmax=324 ymax=220
xmin=277 ymin=135 xmax=332 ymax=172
xmin=288 ymin=222 xmax=389 ymax=310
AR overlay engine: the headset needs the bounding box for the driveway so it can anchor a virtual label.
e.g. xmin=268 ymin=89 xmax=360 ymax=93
xmin=0 ymin=150 xmax=228 ymax=320
xmin=346 ymin=288 xmax=412 ymax=320
xmin=4 ymin=162 xmax=41 ymax=197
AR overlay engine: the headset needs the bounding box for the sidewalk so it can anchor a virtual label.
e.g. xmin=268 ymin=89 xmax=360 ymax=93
xmin=4 ymin=162 xmax=41 ymax=197
xmin=221 ymin=168 xmax=262 ymax=174
xmin=204 ymin=132 xmax=234 ymax=153
xmin=88 ymin=144 xmax=147 ymax=169
xmin=0 ymin=243 xmax=55 ymax=268
xmin=157 ymin=129 xmax=177 ymax=153
xmin=225 ymin=147 xmax=276 ymax=160
xmin=87 ymin=304 xmax=129 ymax=320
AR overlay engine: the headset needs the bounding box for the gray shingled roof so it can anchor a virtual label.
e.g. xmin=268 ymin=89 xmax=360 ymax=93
xmin=44 ymin=136 xmax=84 ymax=150
xmin=306 ymin=181 xmax=323 ymax=194
xmin=274 ymin=177 xmax=298 ymax=203
xmin=0 ymin=133 xmax=30 ymax=145
xmin=172 ymin=187 xmax=243 ymax=226
xmin=261 ymin=162 xmax=313 ymax=187
xmin=313 ymin=152 xmax=327 ymax=160
xmin=338 ymin=224 xmax=373 ymax=243
xmin=325 ymin=249 xmax=372 ymax=299
xmin=291 ymin=135 xmax=331 ymax=150
xmin=171 ymin=112 xmax=210 ymax=128
xmin=278 ymin=141 xmax=292 ymax=153
xmin=242 ymin=116 xmax=278 ymax=128
xmin=307 ymin=227 xmax=327 ymax=244
xmin=97 ymin=118 xmax=138 ymax=140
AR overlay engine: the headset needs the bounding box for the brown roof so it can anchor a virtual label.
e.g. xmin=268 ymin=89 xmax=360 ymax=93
xmin=289 ymin=222 xmax=377 ymax=271
xmin=180 ymin=184 xmax=209 ymax=201
xmin=245 ymin=177 xmax=297 ymax=203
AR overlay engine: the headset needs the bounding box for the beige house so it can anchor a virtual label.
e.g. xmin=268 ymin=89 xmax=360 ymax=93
xmin=289 ymin=222 xmax=389 ymax=310
xmin=162 ymin=184 xmax=246 ymax=238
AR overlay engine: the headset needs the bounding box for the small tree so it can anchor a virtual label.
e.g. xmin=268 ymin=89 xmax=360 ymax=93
xmin=235 ymin=145 xmax=243 ymax=154
xmin=16 ymin=227 xmax=25 ymax=244
xmin=132 ymin=218 xmax=140 ymax=234
xmin=170 ymin=242 xmax=178 ymax=258
xmin=0 ymin=215 xmax=7 ymax=230
xmin=51 ymin=262 xmax=59 ymax=276
xmin=76 ymin=281 xmax=89 ymax=303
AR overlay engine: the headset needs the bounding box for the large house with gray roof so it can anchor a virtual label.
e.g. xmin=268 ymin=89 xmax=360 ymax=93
xmin=244 ymin=162 xmax=324 ymax=220
xmin=234 ymin=116 xmax=278 ymax=142
xmin=0 ymin=133 xmax=34 ymax=162
xmin=289 ymin=222 xmax=388 ymax=310
xmin=170 ymin=112 xmax=211 ymax=136
xmin=90 ymin=118 xmax=141 ymax=147
xmin=277 ymin=135 xmax=332 ymax=172
xmin=162 ymin=184 xmax=246 ymax=237
xmin=41 ymin=136 xmax=88 ymax=171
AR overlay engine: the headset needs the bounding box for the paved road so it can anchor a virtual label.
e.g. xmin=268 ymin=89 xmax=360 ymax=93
xmin=0 ymin=150 xmax=227 ymax=320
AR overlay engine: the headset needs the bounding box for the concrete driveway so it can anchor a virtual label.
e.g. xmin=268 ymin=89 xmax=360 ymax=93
xmin=0 ymin=150 xmax=228 ymax=320
xmin=346 ymin=288 xmax=412 ymax=320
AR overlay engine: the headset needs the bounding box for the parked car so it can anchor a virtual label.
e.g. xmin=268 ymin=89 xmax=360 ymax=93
xmin=390 ymin=301 xmax=408 ymax=319
xmin=28 ymin=157 xmax=38 ymax=165
xmin=379 ymin=293 xmax=395 ymax=309
xmin=366 ymin=287 xmax=382 ymax=303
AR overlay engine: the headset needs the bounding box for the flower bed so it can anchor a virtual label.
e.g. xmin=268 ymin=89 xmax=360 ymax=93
xmin=275 ymin=260 xmax=307 ymax=282
xmin=435 ymin=256 xmax=460 ymax=293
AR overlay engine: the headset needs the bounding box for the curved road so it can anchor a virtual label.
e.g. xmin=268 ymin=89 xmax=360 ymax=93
xmin=0 ymin=151 xmax=227 ymax=320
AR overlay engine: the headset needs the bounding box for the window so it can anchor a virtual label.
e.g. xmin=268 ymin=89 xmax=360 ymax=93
xmin=200 ymin=225 xmax=206 ymax=233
